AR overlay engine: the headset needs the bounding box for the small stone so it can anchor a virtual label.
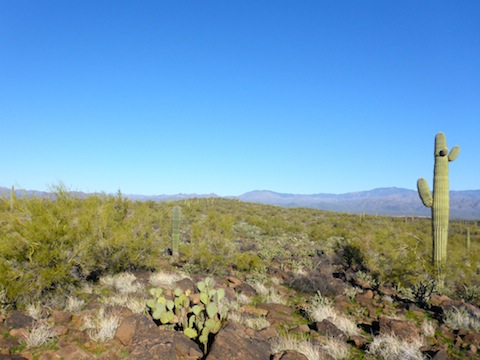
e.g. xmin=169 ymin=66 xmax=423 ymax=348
xmin=5 ymin=311 xmax=34 ymax=329
xmin=363 ymin=290 xmax=374 ymax=299
xmin=279 ymin=350 xmax=308 ymax=360
xmin=233 ymin=283 xmax=257 ymax=298
xmin=115 ymin=316 xmax=137 ymax=346
xmin=55 ymin=344 xmax=94 ymax=360
xmin=464 ymin=332 xmax=480 ymax=345
xmin=51 ymin=325 xmax=69 ymax=337
xmin=431 ymin=349 xmax=447 ymax=360
xmin=206 ymin=322 xmax=270 ymax=360
xmin=226 ymin=276 xmax=242 ymax=287
xmin=173 ymin=278 xmax=196 ymax=294
xmin=51 ymin=310 xmax=72 ymax=324
xmin=378 ymin=316 xmax=419 ymax=341
xmin=292 ymin=324 xmax=310 ymax=333
xmin=240 ymin=305 xmax=268 ymax=317
xmin=349 ymin=335 xmax=368 ymax=349
xmin=314 ymin=319 xmax=347 ymax=341
xmin=9 ymin=328 xmax=28 ymax=340
xmin=258 ymin=326 xmax=278 ymax=340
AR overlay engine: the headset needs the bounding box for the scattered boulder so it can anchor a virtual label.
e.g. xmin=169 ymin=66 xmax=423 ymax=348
xmin=0 ymin=336 xmax=21 ymax=354
xmin=314 ymin=319 xmax=347 ymax=341
xmin=4 ymin=311 xmax=34 ymax=330
xmin=272 ymin=350 xmax=308 ymax=360
xmin=115 ymin=315 xmax=138 ymax=346
xmin=464 ymin=333 xmax=480 ymax=346
xmin=206 ymin=322 xmax=271 ymax=360
xmin=257 ymin=303 xmax=296 ymax=327
xmin=173 ymin=278 xmax=197 ymax=294
xmin=378 ymin=316 xmax=419 ymax=341
xmin=128 ymin=315 xmax=202 ymax=360
xmin=50 ymin=310 xmax=72 ymax=324
xmin=233 ymin=283 xmax=257 ymax=298
xmin=349 ymin=334 xmax=368 ymax=350
xmin=41 ymin=344 xmax=94 ymax=360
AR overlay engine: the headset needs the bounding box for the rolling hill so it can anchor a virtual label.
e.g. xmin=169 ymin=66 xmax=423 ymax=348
xmin=1 ymin=186 xmax=479 ymax=219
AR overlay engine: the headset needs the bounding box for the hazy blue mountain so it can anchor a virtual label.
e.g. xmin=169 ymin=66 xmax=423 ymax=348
xmin=236 ymin=188 xmax=480 ymax=219
xmin=1 ymin=186 xmax=479 ymax=219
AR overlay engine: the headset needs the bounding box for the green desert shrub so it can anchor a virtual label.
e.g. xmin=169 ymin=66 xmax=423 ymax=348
xmin=0 ymin=189 xmax=161 ymax=305
xmin=232 ymin=251 xmax=263 ymax=272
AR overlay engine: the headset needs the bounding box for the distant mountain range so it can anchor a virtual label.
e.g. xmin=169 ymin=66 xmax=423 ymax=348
xmin=1 ymin=186 xmax=480 ymax=219
xmin=236 ymin=188 xmax=480 ymax=220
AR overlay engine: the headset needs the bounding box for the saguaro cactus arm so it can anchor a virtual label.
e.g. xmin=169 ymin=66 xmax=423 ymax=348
xmin=448 ymin=146 xmax=460 ymax=161
xmin=417 ymin=178 xmax=433 ymax=207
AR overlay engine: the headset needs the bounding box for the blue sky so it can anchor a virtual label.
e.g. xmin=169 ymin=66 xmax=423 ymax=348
xmin=1 ymin=1 xmax=479 ymax=196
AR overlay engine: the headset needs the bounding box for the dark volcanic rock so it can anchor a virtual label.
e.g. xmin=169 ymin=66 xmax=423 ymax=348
xmin=272 ymin=350 xmax=308 ymax=360
xmin=206 ymin=322 xmax=271 ymax=360
xmin=378 ymin=316 xmax=419 ymax=341
xmin=4 ymin=311 xmax=34 ymax=330
xmin=128 ymin=314 xmax=202 ymax=360
xmin=314 ymin=319 xmax=347 ymax=341
xmin=233 ymin=283 xmax=258 ymax=298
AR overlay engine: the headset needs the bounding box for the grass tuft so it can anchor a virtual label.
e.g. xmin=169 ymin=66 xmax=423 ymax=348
xmin=100 ymin=272 xmax=143 ymax=294
xmin=271 ymin=335 xmax=349 ymax=360
xmin=65 ymin=296 xmax=85 ymax=313
xmin=306 ymin=292 xmax=359 ymax=337
xmin=250 ymin=281 xmax=286 ymax=304
xmin=82 ymin=307 xmax=121 ymax=342
xmin=25 ymin=321 xmax=55 ymax=348
xmin=444 ymin=306 xmax=480 ymax=332
xmin=148 ymin=271 xmax=190 ymax=288
xmin=227 ymin=311 xmax=271 ymax=330
xmin=368 ymin=334 xmax=424 ymax=360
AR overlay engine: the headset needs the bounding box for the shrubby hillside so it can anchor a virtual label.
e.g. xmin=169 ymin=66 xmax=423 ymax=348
xmin=1 ymin=188 xmax=479 ymax=358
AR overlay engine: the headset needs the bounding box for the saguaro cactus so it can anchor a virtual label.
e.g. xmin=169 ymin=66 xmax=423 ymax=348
xmin=466 ymin=227 xmax=471 ymax=251
xmin=417 ymin=132 xmax=460 ymax=272
xmin=171 ymin=206 xmax=182 ymax=257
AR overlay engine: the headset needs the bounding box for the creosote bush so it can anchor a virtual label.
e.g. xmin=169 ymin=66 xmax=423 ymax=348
xmin=0 ymin=188 xmax=162 ymax=306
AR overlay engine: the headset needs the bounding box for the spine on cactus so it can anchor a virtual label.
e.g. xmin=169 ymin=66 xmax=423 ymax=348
xmin=171 ymin=206 xmax=182 ymax=257
xmin=417 ymin=132 xmax=460 ymax=274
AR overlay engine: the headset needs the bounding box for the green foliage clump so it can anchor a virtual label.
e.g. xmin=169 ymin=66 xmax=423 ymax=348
xmin=0 ymin=186 xmax=162 ymax=306
xmin=232 ymin=252 xmax=263 ymax=272
xmin=146 ymin=277 xmax=224 ymax=353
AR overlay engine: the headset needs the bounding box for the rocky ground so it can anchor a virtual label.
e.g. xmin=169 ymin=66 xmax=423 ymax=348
xmin=1 ymin=260 xmax=480 ymax=360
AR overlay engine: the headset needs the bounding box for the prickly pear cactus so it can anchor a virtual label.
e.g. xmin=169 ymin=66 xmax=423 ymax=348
xmin=146 ymin=277 xmax=224 ymax=354
xmin=417 ymin=132 xmax=460 ymax=272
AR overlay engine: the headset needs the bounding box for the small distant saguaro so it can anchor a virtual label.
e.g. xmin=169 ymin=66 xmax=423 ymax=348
xmin=171 ymin=206 xmax=182 ymax=257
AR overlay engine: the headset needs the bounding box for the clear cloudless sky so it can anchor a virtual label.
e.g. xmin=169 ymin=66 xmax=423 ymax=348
xmin=1 ymin=1 xmax=479 ymax=196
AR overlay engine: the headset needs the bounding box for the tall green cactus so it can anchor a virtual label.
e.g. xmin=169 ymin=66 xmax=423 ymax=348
xmin=10 ymin=186 xmax=16 ymax=210
xmin=171 ymin=206 xmax=182 ymax=257
xmin=417 ymin=132 xmax=460 ymax=272
xmin=466 ymin=227 xmax=471 ymax=251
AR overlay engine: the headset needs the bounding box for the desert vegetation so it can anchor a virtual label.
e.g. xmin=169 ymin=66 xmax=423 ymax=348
xmin=1 ymin=185 xmax=480 ymax=358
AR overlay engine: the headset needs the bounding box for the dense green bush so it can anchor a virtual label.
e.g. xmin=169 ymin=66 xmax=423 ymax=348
xmin=0 ymin=189 xmax=163 ymax=306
